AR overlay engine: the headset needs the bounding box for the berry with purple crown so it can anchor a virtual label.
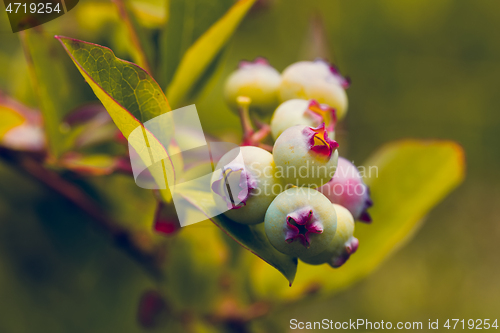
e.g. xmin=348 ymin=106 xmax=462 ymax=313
xmin=317 ymin=156 xmax=373 ymax=222
xmin=265 ymin=187 xmax=337 ymax=257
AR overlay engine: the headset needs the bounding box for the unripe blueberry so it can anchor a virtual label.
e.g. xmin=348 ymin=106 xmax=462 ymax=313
xmin=211 ymin=146 xmax=280 ymax=225
xmin=279 ymin=60 xmax=349 ymax=120
xmin=300 ymin=204 xmax=358 ymax=267
xmin=273 ymin=124 xmax=339 ymax=188
xmin=265 ymin=187 xmax=337 ymax=257
xmin=224 ymin=58 xmax=282 ymax=115
xmin=270 ymin=99 xmax=337 ymax=140
xmin=317 ymin=157 xmax=373 ymax=222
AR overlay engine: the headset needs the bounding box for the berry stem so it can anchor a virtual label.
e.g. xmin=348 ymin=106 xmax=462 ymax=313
xmin=237 ymin=96 xmax=272 ymax=149
xmin=237 ymin=96 xmax=254 ymax=144
xmin=250 ymin=123 xmax=271 ymax=143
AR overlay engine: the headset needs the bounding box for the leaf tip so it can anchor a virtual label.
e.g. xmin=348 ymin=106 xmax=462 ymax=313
xmin=447 ymin=141 xmax=467 ymax=181
xmin=54 ymin=35 xmax=69 ymax=42
xmin=287 ymin=257 xmax=298 ymax=286
xmin=54 ymin=35 xmax=71 ymax=50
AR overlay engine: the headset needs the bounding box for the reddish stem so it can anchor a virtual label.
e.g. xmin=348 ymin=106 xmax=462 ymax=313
xmin=250 ymin=124 xmax=271 ymax=143
xmin=237 ymin=96 xmax=254 ymax=145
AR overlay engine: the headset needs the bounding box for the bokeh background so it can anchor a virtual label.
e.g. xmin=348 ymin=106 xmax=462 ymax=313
xmin=0 ymin=0 xmax=498 ymax=331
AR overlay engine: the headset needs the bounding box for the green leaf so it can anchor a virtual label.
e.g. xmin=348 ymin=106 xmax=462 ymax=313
xmin=56 ymin=36 xmax=175 ymax=201
xmin=166 ymin=0 xmax=256 ymax=107
xmin=130 ymin=0 xmax=168 ymax=28
xmin=185 ymin=46 xmax=228 ymax=102
xmin=179 ymin=189 xmax=298 ymax=286
xmin=250 ymin=140 xmax=465 ymax=300
xmin=158 ymin=0 xmax=234 ymax=89
xmin=20 ymin=30 xmax=81 ymax=157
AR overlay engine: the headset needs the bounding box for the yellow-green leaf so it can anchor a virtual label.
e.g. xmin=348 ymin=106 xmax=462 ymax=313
xmin=130 ymin=0 xmax=167 ymax=28
xmin=166 ymin=0 xmax=256 ymax=107
xmin=56 ymin=36 xmax=175 ymax=201
xmin=158 ymin=0 xmax=234 ymax=89
xmin=250 ymin=140 xmax=465 ymax=300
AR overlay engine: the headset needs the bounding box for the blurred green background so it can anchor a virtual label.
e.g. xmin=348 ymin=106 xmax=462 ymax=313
xmin=0 ymin=0 xmax=498 ymax=331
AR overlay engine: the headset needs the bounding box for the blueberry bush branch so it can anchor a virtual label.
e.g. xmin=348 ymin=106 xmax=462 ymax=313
xmin=0 ymin=1 xmax=467 ymax=330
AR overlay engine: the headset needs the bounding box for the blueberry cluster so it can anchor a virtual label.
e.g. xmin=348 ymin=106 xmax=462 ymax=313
xmin=211 ymin=58 xmax=372 ymax=268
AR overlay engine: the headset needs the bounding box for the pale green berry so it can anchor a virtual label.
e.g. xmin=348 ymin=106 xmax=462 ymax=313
xmin=270 ymin=99 xmax=337 ymax=140
xmin=211 ymin=146 xmax=280 ymax=225
xmin=279 ymin=60 xmax=349 ymax=120
xmin=265 ymin=187 xmax=337 ymax=257
xmin=224 ymin=58 xmax=281 ymax=115
xmin=300 ymin=204 xmax=359 ymax=267
xmin=273 ymin=124 xmax=339 ymax=188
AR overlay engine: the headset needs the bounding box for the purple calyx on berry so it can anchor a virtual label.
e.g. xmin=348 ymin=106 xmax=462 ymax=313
xmin=345 ymin=236 xmax=359 ymax=255
xmin=315 ymin=59 xmax=351 ymax=89
xmin=358 ymin=187 xmax=374 ymax=223
xmin=238 ymin=57 xmax=270 ymax=69
xmin=211 ymin=164 xmax=257 ymax=210
xmin=303 ymin=123 xmax=339 ymax=159
xmin=305 ymin=99 xmax=338 ymax=133
xmin=330 ymin=253 xmax=350 ymax=268
xmin=285 ymin=206 xmax=323 ymax=248
xmin=331 ymin=237 xmax=359 ymax=268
